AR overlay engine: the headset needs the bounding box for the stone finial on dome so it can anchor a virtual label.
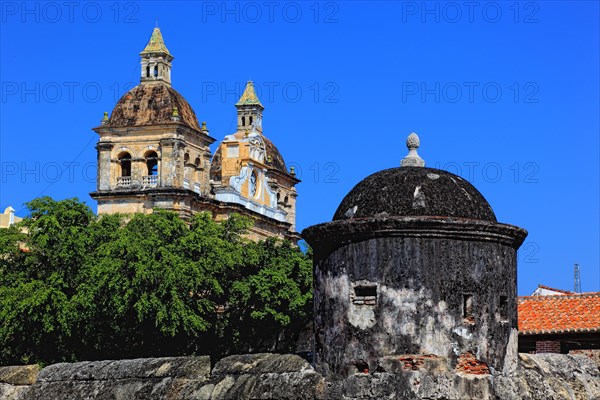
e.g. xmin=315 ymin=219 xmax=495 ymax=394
xmin=201 ymin=121 xmax=209 ymax=135
xmin=170 ymin=106 xmax=180 ymax=122
xmin=401 ymin=132 xmax=425 ymax=167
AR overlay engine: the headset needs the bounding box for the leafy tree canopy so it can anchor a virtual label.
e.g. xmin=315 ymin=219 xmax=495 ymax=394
xmin=0 ymin=197 xmax=312 ymax=365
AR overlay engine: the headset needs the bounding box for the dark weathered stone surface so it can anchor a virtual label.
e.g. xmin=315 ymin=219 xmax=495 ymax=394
xmin=315 ymin=371 xmax=494 ymax=400
xmin=303 ymin=225 xmax=526 ymax=379
xmin=324 ymin=237 xmax=513 ymax=377
xmin=10 ymin=357 xmax=210 ymax=400
xmin=1 ymin=353 xmax=599 ymax=399
xmin=211 ymin=353 xmax=312 ymax=377
xmin=495 ymin=354 xmax=600 ymax=400
xmin=333 ymin=167 xmax=497 ymax=222
xmin=304 ymin=164 xmax=526 ymax=380
xmin=207 ymin=353 xmax=321 ymax=400
xmin=37 ymin=356 xmax=210 ymax=382
xmin=303 ymin=216 xmax=527 ymax=260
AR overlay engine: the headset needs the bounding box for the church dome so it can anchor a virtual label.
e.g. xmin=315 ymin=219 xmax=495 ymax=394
xmin=333 ymin=166 xmax=497 ymax=222
xmin=108 ymin=83 xmax=201 ymax=131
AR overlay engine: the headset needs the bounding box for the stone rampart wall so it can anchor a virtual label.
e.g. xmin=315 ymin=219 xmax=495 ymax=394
xmin=1 ymin=353 xmax=599 ymax=399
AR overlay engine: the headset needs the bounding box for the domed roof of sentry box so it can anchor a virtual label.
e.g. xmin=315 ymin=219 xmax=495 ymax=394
xmin=332 ymin=133 xmax=497 ymax=222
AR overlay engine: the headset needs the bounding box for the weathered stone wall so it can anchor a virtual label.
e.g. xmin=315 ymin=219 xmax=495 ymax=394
xmin=1 ymin=353 xmax=599 ymax=399
xmin=312 ymin=235 xmax=518 ymax=378
xmin=571 ymin=349 xmax=600 ymax=367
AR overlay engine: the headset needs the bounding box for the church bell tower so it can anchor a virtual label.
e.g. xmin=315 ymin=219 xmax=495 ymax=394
xmin=236 ymin=81 xmax=263 ymax=133
xmin=90 ymin=27 xmax=214 ymax=217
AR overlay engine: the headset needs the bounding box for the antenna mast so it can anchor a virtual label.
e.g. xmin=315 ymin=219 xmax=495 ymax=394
xmin=574 ymin=263 xmax=581 ymax=293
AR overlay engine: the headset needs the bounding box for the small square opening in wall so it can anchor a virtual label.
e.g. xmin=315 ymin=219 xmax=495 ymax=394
xmin=353 ymin=285 xmax=377 ymax=306
xmin=355 ymin=286 xmax=377 ymax=298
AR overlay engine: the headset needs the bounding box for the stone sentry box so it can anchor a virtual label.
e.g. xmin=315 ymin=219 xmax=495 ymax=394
xmin=302 ymin=134 xmax=527 ymax=379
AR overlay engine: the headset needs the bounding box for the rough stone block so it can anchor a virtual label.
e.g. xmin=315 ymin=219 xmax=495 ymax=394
xmin=0 ymin=382 xmax=30 ymax=400
xmin=212 ymin=353 xmax=311 ymax=378
xmin=37 ymin=356 xmax=211 ymax=382
xmin=0 ymin=365 xmax=40 ymax=385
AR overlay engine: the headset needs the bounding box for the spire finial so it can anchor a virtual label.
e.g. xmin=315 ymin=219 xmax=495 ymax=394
xmin=101 ymin=111 xmax=109 ymax=125
xmin=236 ymin=80 xmax=263 ymax=108
xmin=401 ymin=132 xmax=425 ymax=167
xmin=140 ymin=26 xmax=172 ymax=57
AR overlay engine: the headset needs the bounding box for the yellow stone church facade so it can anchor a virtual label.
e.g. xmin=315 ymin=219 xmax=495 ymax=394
xmin=90 ymin=28 xmax=299 ymax=242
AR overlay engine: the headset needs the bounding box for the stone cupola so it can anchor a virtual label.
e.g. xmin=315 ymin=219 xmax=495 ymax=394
xmin=140 ymin=27 xmax=174 ymax=86
xmin=235 ymin=81 xmax=264 ymax=133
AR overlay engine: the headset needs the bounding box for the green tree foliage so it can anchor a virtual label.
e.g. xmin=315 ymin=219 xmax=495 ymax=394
xmin=219 ymin=238 xmax=313 ymax=355
xmin=0 ymin=197 xmax=312 ymax=365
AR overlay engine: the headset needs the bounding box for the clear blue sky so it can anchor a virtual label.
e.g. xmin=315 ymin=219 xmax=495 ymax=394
xmin=1 ymin=1 xmax=598 ymax=295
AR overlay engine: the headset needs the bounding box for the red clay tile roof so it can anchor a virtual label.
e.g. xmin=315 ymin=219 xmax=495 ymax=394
xmin=518 ymin=293 xmax=600 ymax=335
